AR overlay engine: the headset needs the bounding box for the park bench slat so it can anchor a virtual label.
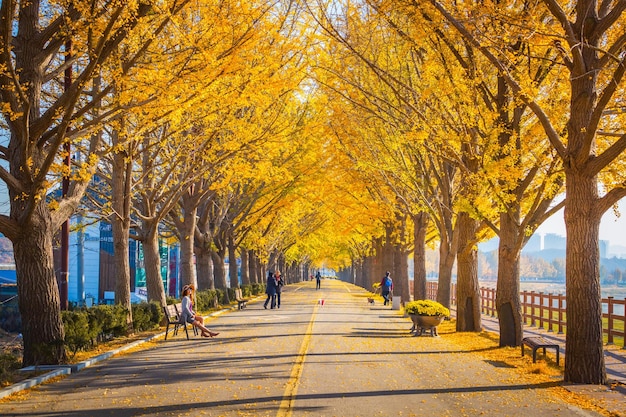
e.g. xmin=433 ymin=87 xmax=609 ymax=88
xmin=235 ymin=288 xmax=249 ymax=310
xmin=522 ymin=336 xmax=560 ymax=365
xmin=163 ymin=302 xmax=196 ymax=340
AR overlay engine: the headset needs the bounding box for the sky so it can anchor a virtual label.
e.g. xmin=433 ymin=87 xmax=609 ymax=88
xmin=536 ymin=200 xmax=626 ymax=249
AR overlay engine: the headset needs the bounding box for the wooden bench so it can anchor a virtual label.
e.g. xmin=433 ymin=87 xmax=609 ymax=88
xmin=163 ymin=303 xmax=196 ymax=340
xmin=522 ymin=336 xmax=560 ymax=365
xmin=234 ymin=288 xmax=249 ymax=310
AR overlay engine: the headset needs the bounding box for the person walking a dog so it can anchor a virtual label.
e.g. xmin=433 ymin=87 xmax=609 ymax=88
xmin=380 ymin=271 xmax=393 ymax=306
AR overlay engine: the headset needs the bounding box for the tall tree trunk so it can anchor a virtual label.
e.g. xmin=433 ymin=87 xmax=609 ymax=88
xmin=437 ymin=236 xmax=456 ymax=308
xmin=195 ymin=248 xmax=214 ymax=290
xmin=363 ymin=255 xmax=372 ymax=291
xmin=564 ymin=172 xmax=605 ymax=384
xmin=496 ymin=211 xmax=523 ymax=347
xmin=413 ymin=212 xmax=428 ymax=301
xmin=14 ymin=204 xmax=67 ymax=366
xmin=240 ymin=249 xmax=250 ymax=285
xmin=212 ymin=248 xmax=229 ymax=304
xmin=111 ymin=137 xmax=132 ymax=332
xmin=393 ymin=243 xmax=410 ymax=304
xmin=373 ymin=237 xmax=384 ymax=287
xmin=455 ymin=212 xmax=481 ymax=332
xmin=355 ymin=258 xmax=363 ymax=288
xmin=382 ymin=226 xmax=394 ymax=276
xmin=178 ymin=201 xmax=198 ymax=291
xmin=347 ymin=260 xmax=355 ymax=285
xmin=228 ymin=232 xmax=238 ymax=288
xmin=268 ymin=251 xmax=278 ymax=272
xmin=142 ymin=225 xmax=167 ymax=306
xmin=278 ymin=253 xmax=286 ymax=279
xmin=9 ymin=1 xmax=68 ymax=366
xmin=248 ymin=249 xmax=257 ymax=284
xmin=257 ymin=258 xmax=264 ymax=284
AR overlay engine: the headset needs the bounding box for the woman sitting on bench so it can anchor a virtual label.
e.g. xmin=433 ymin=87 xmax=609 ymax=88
xmin=181 ymin=285 xmax=219 ymax=338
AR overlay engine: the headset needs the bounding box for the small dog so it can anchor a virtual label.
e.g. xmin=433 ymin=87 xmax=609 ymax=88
xmin=367 ymin=297 xmax=375 ymax=305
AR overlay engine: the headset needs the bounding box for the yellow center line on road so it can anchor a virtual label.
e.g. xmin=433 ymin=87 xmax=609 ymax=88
xmin=276 ymin=303 xmax=319 ymax=417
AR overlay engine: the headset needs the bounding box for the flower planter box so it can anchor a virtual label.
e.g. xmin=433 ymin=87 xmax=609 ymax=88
xmin=409 ymin=314 xmax=445 ymax=336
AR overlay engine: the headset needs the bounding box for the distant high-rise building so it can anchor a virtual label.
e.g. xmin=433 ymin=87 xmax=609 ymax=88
xmin=600 ymin=240 xmax=608 ymax=259
xmin=523 ymin=234 xmax=541 ymax=253
xmin=544 ymin=233 xmax=566 ymax=250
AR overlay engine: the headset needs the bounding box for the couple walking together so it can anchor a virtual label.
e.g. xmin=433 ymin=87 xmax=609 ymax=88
xmin=264 ymin=270 xmax=284 ymax=309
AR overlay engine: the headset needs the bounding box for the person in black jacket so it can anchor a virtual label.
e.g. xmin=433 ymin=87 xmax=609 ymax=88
xmin=275 ymin=270 xmax=285 ymax=308
xmin=264 ymin=271 xmax=278 ymax=309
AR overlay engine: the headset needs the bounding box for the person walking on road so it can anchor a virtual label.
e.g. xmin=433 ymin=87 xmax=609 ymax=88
xmin=264 ymin=271 xmax=278 ymax=309
xmin=315 ymin=271 xmax=322 ymax=289
xmin=275 ymin=270 xmax=285 ymax=308
xmin=380 ymin=271 xmax=393 ymax=306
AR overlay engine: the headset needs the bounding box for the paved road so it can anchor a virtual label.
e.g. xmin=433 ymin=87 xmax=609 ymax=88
xmin=0 ymin=280 xmax=605 ymax=417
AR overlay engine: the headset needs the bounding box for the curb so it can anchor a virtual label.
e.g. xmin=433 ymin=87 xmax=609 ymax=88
xmin=0 ymin=367 xmax=71 ymax=400
xmin=0 ymin=305 xmax=240 ymax=400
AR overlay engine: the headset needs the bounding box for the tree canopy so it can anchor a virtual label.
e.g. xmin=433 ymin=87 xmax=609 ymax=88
xmin=1 ymin=0 xmax=625 ymax=384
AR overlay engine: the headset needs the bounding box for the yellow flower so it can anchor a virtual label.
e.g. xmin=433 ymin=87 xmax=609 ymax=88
xmin=404 ymin=300 xmax=450 ymax=317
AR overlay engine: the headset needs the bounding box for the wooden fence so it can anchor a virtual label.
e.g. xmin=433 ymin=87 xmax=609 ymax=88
xmin=425 ymin=281 xmax=625 ymax=348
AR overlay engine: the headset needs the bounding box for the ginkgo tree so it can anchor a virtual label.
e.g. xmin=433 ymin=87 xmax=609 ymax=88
xmin=424 ymin=0 xmax=626 ymax=384
xmin=0 ymin=0 xmax=193 ymax=366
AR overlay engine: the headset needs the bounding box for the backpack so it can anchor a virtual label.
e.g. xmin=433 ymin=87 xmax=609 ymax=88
xmin=383 ymin=276 xmax=392 ymax=289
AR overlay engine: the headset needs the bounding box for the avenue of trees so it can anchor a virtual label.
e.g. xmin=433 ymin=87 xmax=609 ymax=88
xmin=1 ymin=1 xmax=625 ymax=385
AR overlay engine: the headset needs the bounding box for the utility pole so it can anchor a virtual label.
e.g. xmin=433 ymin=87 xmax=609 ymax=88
xmin=60 ymin=40 xmax=72 ymax=310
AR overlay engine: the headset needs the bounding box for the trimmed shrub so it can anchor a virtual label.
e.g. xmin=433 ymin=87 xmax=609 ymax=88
xmin=227 ymin=288 xmax=237 ymax=303
xmin=131 ymin=302 xmax=161 ymax=332
xmin=62 ymin=310 xmax=96 ymax=356
xmin=241 ymin=285 xmax=254 ymax=297
xmin=195 ymin=289 xmax=219 ymax=311
xmin=0 ymin=350 xmax=21 ymax=385
xmin=87 ymin=304 xmax=127 ymax=341
xmin=251 ymin=282 xmax=264 ymax=295
xmin=0 ymin=305 xmax=21 ymax=334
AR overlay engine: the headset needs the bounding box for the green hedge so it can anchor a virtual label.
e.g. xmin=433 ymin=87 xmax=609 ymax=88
xmin=132 ymin=302 xmax=163 ymax=332
xmin=61 ymin=302 xmax=163 ymax=357
xmin=194 ymin=289 xmax=221 ymax=311
xmin=0 ymin=351 xmax=21 ymax=385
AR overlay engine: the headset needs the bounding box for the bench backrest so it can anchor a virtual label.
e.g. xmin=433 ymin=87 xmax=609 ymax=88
xmin=235 ymin=288 xmax=242 ymax=300
xmin=164 ymin=304 xmax=181 ymax=322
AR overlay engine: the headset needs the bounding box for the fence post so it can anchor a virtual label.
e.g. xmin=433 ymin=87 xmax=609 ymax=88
xmin=530 ymin=291 xmax=537 ymax=327
xmin=547 ymin=293 xmax=554 ymax=332
xmin=480 ymin=287 xmax=486 ymax=314
xmin=606 ymin=296 xmax=613 ymax=345
xmin=522 ymin=291 xmax=528 ymax=325
xmin=539 ymin=291 xmax=544 ymax=329
xmin=558 ymin=294 xmax=565 ymax=334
